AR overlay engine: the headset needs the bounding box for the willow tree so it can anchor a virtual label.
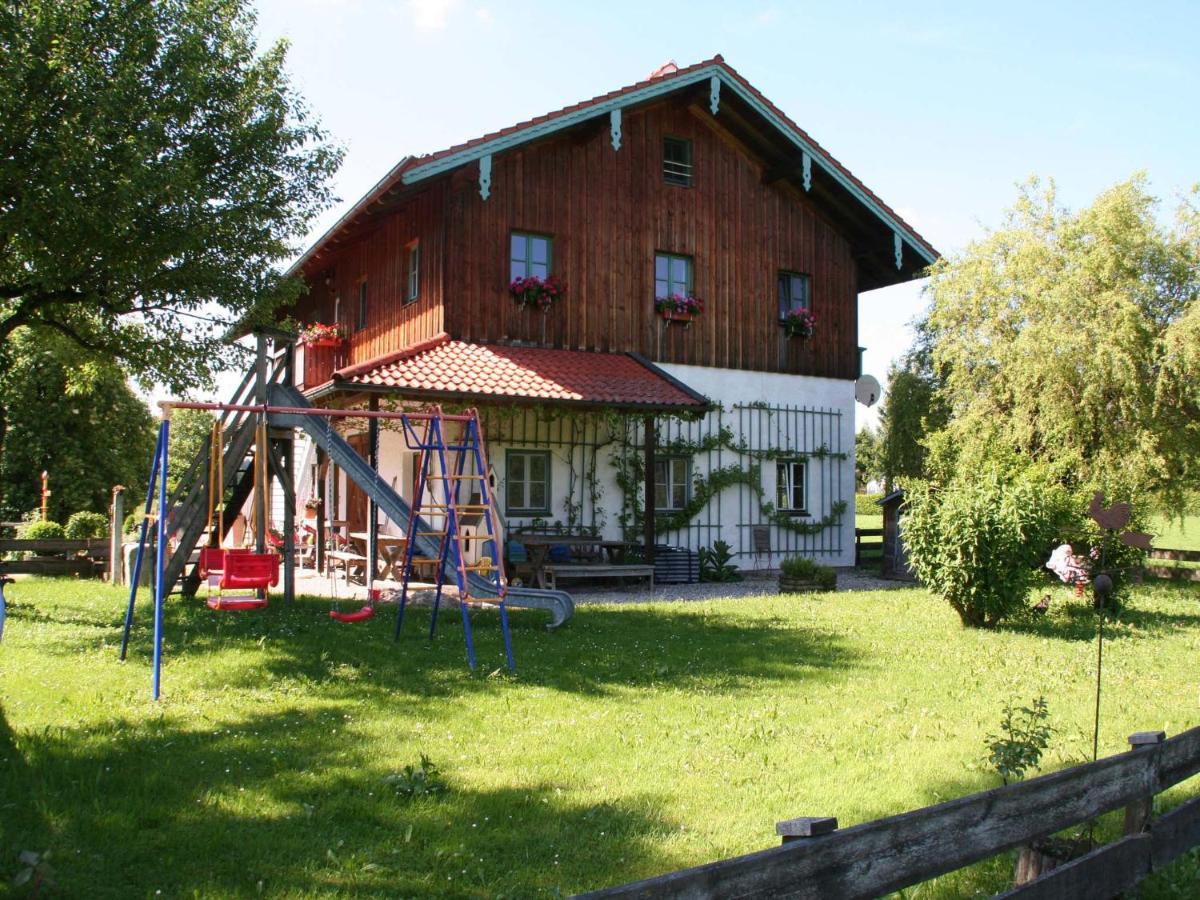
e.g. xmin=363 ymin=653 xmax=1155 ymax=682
xmin=923 ymin=176 xmax=1200 ymax=512
xmin=0 ymin=0 xmax=341 ymax=505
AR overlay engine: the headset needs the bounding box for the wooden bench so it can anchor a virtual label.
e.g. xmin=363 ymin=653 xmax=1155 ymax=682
xmin=327 ymin=550 xmax=368 ymax=584
xmin=547 ymin=563 xmax=654 ymax=588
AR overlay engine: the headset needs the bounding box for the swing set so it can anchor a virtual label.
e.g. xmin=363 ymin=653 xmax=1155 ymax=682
xmin=119 ymin=399 xmax=513 ymax=700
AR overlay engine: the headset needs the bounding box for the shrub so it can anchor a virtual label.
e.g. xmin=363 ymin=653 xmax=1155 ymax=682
xmin=699 ymin=540 xmax=741 ymax=582
xmin=19 ymin=519 xmax=65 ymax=541
xmin=855 ymin=492 xmax=884 ymax=517
xmin=124 ymin=511 xmax=142 ymax=536
xmin=903 ymin=474 xmax=1065 ymax=627
xmin=985 ymin=696 xmax=1053 ymax=785
xmin=382 ymin=755 xmax=448 ymax=799
xmin=65 ymin=511 xmax=109 ymax=540
xmin=779 ymin=556 xmax=837 ymax=590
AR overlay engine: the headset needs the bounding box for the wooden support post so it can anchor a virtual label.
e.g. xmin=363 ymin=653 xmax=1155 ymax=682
xmin=281 ymin=340 xmax=296 ymax=605
xmin=254 ymin=332 xmax=268 ymax=555
xmin=643 ymin=415 xmax=656 ymax=566
xmin=109 ymin=485 xmax=125 ymax=585
xmin=776 ymin=817 xmax=838 ymax=844
xmin=368 ymin=395 xmax=379 ymax=591
xmin=316 ymin=449 xmax=327 ymax=574
xmin=1124 ymin=730 xmax=1166 ymax=836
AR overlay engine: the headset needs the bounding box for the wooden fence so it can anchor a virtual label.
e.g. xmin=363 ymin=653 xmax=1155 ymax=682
xmin=576 ymin=727 xmax=1200 ymax=900
xmin=1144 ymin=548 xmax=1200 ymax=583
xmin=0 ymin=538 xmax=111 ymax=577
xmin=854 ymin=528 xmax=883 ymax=568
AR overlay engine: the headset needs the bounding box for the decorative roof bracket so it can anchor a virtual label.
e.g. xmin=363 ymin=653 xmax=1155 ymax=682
xmin=479 ymin=154 xmax=492 ymax=201
xmin=709 ymin=74 xmax=721 ymax=115
xmin=894 ymin=231 xmax=903 ymax=270
xmin=610 ymin=108 xmax=622 ymax=151
xmin=801 ymin=151 xmax=812 ymax=191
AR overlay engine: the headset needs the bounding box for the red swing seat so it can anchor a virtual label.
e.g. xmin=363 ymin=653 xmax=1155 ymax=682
xmin=198 ymin=547 xmax=253 ymax=578
xmin=205 ymin=552 xmax=277 ymax=611
xmin=329 ymin=606 xmax=376 ymax=623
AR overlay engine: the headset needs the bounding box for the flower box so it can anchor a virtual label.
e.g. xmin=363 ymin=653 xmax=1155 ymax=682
xmin=305 ymin=337 xmax=345 ymax=348
xmin=655 ymin=292 xmax=704 ymax=323
xmin=660 ymin=310 xmax=694 ymax=324
xmin=779 ymin=574 xmax=837 ymax=593
xmin=298 ymin=322 xmax=347 ymax=346
xmin=781 ymin=308 xmax=817 ymax=339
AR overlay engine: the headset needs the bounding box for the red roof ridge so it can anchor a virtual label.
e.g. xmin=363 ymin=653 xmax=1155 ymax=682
xmin=332 ymin=331 xmax=451 ymax=380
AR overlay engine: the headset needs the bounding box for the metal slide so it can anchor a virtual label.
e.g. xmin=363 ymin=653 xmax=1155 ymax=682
xmin=268 ymin=384 xmax=575 ymax=628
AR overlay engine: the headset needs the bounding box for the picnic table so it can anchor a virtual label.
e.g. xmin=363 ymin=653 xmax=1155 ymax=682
xmin=349 ymin=531 xmax=409 ymax=581
xmin=509 ymin=535 xmax=651 ymax=590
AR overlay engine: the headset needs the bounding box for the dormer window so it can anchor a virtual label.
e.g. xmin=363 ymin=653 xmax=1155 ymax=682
xmin=663 ymin=138 xmax=692 ymax=186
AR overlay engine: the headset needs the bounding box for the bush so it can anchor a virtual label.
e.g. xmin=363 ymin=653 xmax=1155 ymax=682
xmin=779 ymin=556 xmax=837 ymax=590
xmin=699 ymin=540 xmax=741 ymax=582
xmin=855 ymin=492 xmax=884 ymax=517
xmin=903 ymin=474 xmax=1065 ymax=628
xmin=64 ymin=511 xmax=108 ymax=540
xmin=19 ymin=519 xmax=65 ymax=541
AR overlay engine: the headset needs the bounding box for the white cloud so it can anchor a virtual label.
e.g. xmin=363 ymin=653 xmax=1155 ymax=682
xmin=474 ymin=6 xmax=493 ymax=24
xmin=407 ymin=0 xmax=460 ymax=30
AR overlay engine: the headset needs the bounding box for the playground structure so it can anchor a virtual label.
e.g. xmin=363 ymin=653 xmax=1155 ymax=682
xmin=119 ymin=332 xmax=573 ymax=699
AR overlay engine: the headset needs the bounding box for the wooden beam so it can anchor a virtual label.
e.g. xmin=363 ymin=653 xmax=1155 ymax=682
xmin=643 ymin=416 xmax=655 ymax=566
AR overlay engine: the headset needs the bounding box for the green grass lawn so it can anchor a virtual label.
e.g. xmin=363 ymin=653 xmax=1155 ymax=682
xmin=1150 ymin=513 xmax=1200 ymax=552
xmin=1 ymin=578 xmax=1198 ymax=897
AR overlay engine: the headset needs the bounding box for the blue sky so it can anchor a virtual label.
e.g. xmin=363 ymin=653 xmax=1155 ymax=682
xmin=252 ymin=0 xmax=1199 ymax=429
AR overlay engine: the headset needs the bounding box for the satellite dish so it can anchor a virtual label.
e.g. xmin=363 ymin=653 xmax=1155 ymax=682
xmin=855 ymin=375 xmax=881 ymax=408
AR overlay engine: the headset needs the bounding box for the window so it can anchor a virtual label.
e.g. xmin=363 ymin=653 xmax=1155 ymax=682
xmin=654 ymin=457 xmax=690 ymax=511
xmin=506 ymin=450 xmax=550 ymax=515
xmin=406 ymin=241 xmax=420 ymax=303
xmin=510 ymin=232 xmax=552 ymax=281
xmin=778 ymin=272 xmax=810 ymax=321
xmin=655 ymin=253 xmax=692 ymax=299
xmin=356 ymin=281 xmax=368 ymax=331
xmin=776 ymin=461 xmax=807 ymax=513
xmin=663 ymin=137 xmax=693 ymax=186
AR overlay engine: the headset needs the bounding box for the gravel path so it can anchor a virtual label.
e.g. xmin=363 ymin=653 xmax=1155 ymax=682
xmin=570 ymin=567 xmax=909 ymax=605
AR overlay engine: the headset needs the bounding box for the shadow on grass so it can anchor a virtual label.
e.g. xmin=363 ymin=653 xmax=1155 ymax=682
xmin=106 ymin=592 xmax=860 ymax=703
xmin=0 ymin=701 xmax=689 ymax=898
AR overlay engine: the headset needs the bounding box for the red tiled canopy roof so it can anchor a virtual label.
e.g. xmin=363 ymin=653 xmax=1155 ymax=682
xmin=323 ymin=335 xmax=708 ymax=411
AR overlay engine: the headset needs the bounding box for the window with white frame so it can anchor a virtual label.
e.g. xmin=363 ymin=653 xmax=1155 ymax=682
xmin=776 ymin=460 xmax=807 ymax=513
xmin=663 ymin=137 xmax=693 ymax=186
xmin=506 ymin=450 xmax=550 ymax=515
xmin=654 ymin=457 xmax=690 ymax=511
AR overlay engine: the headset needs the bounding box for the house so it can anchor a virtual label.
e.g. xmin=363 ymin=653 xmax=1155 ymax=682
xmin=284 ymin=56 xmax=938 ymax=569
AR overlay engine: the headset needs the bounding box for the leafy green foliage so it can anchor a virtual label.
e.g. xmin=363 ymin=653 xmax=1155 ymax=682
xmin=167 ymin=407 xmax=217 ymax=493
xmin=0 ymin=330 xmax=155 ymax=520
xmin=0 ymin=0 xmax=341 ymax=393
xmin=19 ymin=519 xmax=64 ymax=541
xmin=382 ymin=755 xmax=448 ymax=800
xmin=855 ymin=427 xmax=883 ymax=490
xmin=903 ymin=473 xmax=1067 ymax=627
xmin=878 ymin=322 xmax=950 ymax=491
xmin=855 ymin=492 xmax=884 ymax=517
xmin=923 ymin=176 xmax=1200 ymax=515
xmin=699 ymin=540 xmax=741 ymax=582
xmin=985 ymin=696 xmax=1053 ymax=785
xmin=64 ymin=511 xmax=108 ymax=540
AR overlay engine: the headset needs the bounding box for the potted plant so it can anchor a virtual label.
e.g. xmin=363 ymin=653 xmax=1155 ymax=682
xmin=298 ymin=322 xmax=346 ymax=347
xmin=510 ymin=274 xmax=567 ymax=311
xmin=655 ymin=292 xmax=704 ymax=324
xmin=778 ymin=555 xmax=837 ymax=593
xmin=781 ymin=308 xmax=817 ymax=339
xmin=303 ymin=498 xmax=320 ymax=520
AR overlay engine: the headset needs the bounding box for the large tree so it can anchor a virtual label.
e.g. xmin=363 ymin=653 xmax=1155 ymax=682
xmin=0 ymin=329 xmax=156 ymax=521
xmin=0 ymin=0 xmax=340 ymax=502
xmin=922 ymin=176 xmax=1200 ymax=511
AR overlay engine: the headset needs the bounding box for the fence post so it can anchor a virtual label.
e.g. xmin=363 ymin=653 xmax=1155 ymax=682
xmin=1124 ymin=730 xmax=1166 ymax=836
xmin=776 ymin=816 xmax=838 ymax=845
xmin=110 ymin=485 xmax=125 ymax=585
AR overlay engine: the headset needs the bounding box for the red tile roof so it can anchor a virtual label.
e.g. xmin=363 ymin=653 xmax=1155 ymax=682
xmin=330 ymin=335 xmax=708 ymax=411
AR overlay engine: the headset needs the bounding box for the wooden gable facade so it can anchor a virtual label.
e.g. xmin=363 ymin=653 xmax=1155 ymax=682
xmin=290 ymin=58 xmax=935 ymax=390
